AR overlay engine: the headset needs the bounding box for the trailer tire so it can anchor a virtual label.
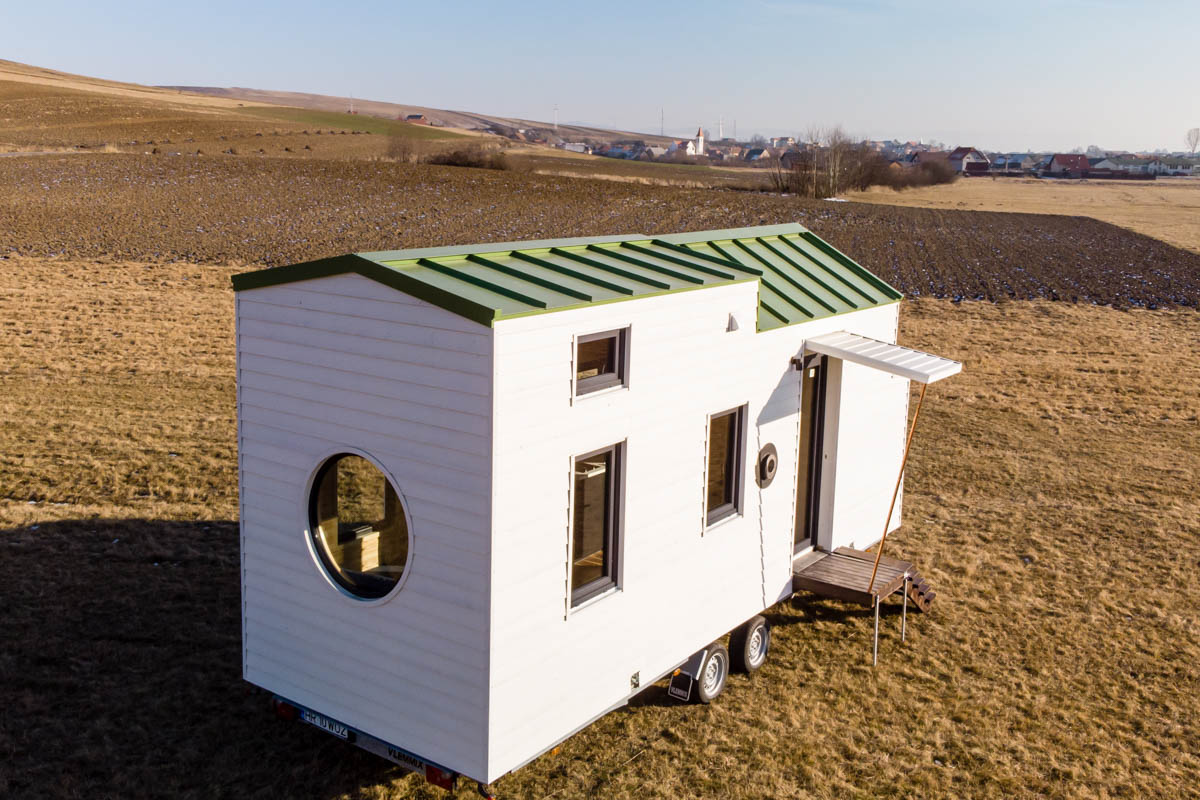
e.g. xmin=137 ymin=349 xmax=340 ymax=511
xmin=730 ymin=615 xmax=770 ymax=674
xmin=694 ymin=642 xmax=729 ymax=704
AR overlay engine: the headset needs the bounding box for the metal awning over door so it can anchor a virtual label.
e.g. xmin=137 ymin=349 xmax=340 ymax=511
xmin=802 ymin=331 xmax=961 ymax=384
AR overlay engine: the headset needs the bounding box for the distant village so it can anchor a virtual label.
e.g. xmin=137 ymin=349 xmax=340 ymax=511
xmin=572 ymin=131 xmax=1200 ymax=178
xmin=389 ymin=110 xmax=1200 ymax=179
xmin=460 ymin=117 xmax=1199 ymax=178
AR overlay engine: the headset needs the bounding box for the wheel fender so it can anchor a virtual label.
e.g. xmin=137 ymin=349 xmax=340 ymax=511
xmin=677 ymin=648 xmax=709 ymax=680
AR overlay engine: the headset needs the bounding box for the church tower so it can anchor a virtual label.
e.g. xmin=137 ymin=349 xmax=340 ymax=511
xmin=696 ymin=126 xmax=705 ymax=156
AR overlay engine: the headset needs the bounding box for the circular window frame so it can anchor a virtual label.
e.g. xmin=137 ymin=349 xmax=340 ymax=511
xmin=302 ymin=447 xmax=415 ymax=605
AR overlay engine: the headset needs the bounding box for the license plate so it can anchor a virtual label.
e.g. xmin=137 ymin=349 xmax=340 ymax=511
xmin=300 ymin=708 xmax=350 ymax=740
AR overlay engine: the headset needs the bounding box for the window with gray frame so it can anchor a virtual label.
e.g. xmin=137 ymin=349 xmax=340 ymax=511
xmin=575 ymin=328 xmax=628 ymax=395
xmin=705 ymin=405 xmax=746 ymax=526
xmin=571 ymin=443 xmax=623 ymax=605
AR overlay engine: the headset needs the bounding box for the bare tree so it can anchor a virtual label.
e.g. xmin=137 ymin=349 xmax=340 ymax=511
xmin=1187 ymin=127 xmax=1200 ymax=154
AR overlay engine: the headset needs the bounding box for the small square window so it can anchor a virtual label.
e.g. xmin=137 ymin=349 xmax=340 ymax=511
xmin=705 ymin=405 xmax=746 ymax=527
xmin=575 ymin=329 xmax=628 ymax=396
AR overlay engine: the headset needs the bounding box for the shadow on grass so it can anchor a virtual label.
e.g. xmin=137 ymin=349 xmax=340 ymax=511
xmin=0 ymin=518 xmax=430 ymax=799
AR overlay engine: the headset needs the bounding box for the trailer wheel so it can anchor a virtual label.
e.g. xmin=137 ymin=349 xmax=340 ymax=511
xmin=694 ymin=642 xmax=729 ymax=703
xmin=730 ymin=615 xmax=770 ymax=674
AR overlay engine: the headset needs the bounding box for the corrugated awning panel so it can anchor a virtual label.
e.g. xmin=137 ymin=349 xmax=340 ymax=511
xmin=804 ymin=331 xmax=962 ymax=383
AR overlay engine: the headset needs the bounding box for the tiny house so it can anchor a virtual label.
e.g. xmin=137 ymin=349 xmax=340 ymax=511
xmin=231 ymin=223 xmax=960 ymax=792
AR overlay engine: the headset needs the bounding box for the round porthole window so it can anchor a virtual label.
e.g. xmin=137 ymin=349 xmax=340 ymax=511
xmin=308 ymin=453 xmax=410 ymax=600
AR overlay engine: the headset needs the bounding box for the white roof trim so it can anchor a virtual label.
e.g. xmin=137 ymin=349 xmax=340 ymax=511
xmin=804 ymin=331 xmax=962 ymax=384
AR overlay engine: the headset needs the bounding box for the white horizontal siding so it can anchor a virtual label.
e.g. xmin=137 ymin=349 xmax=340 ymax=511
xmin=237 ymin=273 xmax=492 ymax=780
xmin=240 ymin=385 xmax=487 ymax=455
xmin=239 ymin=315 xmax=491 ymax=374
xmin=485 ymin=286 xmax=906 ymax=781
xmin=239 ymin=351 xmax=487 ymax=416
xmin=238 ymin=334 xmax=489 ymax=397
xmin=239 ymin=404 xmax=487 ymax=478
xmin=239 ymin=292 xmax=490 ymax=353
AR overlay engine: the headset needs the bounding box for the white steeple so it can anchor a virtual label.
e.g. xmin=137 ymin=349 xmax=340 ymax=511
xmin=696 ymin=126 xmax=705 ymax=156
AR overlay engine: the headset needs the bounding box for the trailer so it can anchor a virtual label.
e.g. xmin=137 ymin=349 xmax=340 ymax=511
xmin=231 ymin=223 xmax=961 ymax=793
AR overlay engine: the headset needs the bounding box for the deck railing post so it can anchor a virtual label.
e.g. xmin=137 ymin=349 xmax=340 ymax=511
xmin=868 ymin=382 xmax=928 ymax=594
xmin=902 ymin=576 xmax=909 ymax=643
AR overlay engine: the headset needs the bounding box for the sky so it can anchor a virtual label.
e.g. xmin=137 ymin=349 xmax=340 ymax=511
xmin=6 ymin=0 xmax=1198 ymax=152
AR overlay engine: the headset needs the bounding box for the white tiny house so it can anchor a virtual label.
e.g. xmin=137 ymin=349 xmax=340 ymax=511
xmin=232 ymin=223 xmax=960 ymax=791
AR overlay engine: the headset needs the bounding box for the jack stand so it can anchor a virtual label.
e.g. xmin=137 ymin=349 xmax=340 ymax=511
xmin=476 ymin=780 xmax=496 ymax=799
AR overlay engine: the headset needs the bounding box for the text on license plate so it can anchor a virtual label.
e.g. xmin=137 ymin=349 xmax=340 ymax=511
xmin=300 ymin=709 xmax=350 ymax=740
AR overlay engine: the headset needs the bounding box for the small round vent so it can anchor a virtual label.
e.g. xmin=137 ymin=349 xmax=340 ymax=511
xmin=756 ymin=443 xmax=779 ymax=488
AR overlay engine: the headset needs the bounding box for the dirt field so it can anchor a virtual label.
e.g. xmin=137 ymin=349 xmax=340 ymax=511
xmin=504 ymin=146 xmax=769 ymax=189
xmin=846 ymin=177 xmax=1200 ymax=255
xmin=2 ymin=153 xmax=1198 ymax=309
xmin=2 ymin=257 xmax=1197 ymax=799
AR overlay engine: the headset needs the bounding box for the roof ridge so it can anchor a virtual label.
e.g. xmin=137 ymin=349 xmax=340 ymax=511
xmin=360 ymin=233 xmax=646 ymax=263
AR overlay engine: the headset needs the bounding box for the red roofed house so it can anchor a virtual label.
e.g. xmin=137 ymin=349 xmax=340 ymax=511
xmin=1046 ymin=153 xmax=1091 ymax=176
xmin=947 ymin=146 xmax=990 ymax=175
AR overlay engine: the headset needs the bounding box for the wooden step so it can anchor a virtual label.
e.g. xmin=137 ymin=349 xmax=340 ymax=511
xmin=832 ymin=547 xmax=935 ymax=612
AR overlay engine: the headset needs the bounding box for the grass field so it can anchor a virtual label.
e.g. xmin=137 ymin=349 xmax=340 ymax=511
xmin=845 ymin=177 xmax=1200 ymax=254
xmin=2 ymin=57 xmax=1200 ymax=800
xmin=236 ymin=106 xmax=470 ymax=140
xmin=2 ymin=257 xmax=1197 ymax=798
xmin=0 ymin=76 xmax=469 ymax=157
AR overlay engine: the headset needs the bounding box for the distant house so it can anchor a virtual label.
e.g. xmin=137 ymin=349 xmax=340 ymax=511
xmin=561 ymin=142 xmax=591 ymax=154
xmin=769 ymin=136 xmax=796 ymax=148
xmin=1045 ymin=154 xmax=1091 ymax=175
xmin=645 ymin=145 xmax=669 ymax=159
xmin=995 ymin=153 xmax=1037 ymax=172
xmin=1159 ymin=158 xmax=1196 ymax=176
xmin=404 ymin=114 xmax=430 ymax=125
xmin=906 ymin=150 xmax=949 ymax=167
xmin=779 ymin=150 xmax=809 ymax=170
xmin=1098 ymin=155 xmax=1158 ymax=174
xmin=669 ymin=139 xmax=697 ymax=156
xmin=947 ymin=146 xmax=990 ymax=175
xmin=743 ymin=147 xmax=771 ymax=162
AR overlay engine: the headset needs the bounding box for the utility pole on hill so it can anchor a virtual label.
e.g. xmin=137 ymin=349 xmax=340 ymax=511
xmin=554 ymin=104 xmax=558 ymax=132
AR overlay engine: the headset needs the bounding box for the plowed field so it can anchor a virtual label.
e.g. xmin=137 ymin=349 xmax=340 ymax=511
xmin=2 ymin=153 xmax=1198 ymax=309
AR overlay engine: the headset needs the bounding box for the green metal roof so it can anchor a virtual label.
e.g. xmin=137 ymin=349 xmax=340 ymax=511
xmin=231 ymin=223 xmax=902 ymax=331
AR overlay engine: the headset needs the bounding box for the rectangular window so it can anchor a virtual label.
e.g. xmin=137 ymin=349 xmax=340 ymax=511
xmin=571 ymin=443 xmax=622 ymax=606
xmin=706 ymin=406 xmax=746 ymax=526
xmin=575 ymin=328 xmax=628 ymax=395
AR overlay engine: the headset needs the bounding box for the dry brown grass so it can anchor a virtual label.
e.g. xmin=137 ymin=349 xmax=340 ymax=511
xmin=2 ymin=255 xmax=1197 ymax=798
xmin=845 ymin=177 xmax=1200 ymax=254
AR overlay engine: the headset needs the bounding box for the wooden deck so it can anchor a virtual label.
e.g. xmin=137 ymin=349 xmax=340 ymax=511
xmin=792 ymin=547 xmax=910 ymax=606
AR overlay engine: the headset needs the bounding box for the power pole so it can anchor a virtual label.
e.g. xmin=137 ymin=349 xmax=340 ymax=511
xmin=660 ymin=107 xmax=664 ymax=137
xmin=719 ymin=115 xmax=723 ymax=140
xmin=553 ymin=104 xmax=558 ymax=132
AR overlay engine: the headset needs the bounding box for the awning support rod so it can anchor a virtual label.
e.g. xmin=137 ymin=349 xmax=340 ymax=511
xmin=867 ymin=381 xmax=928 ymax=595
